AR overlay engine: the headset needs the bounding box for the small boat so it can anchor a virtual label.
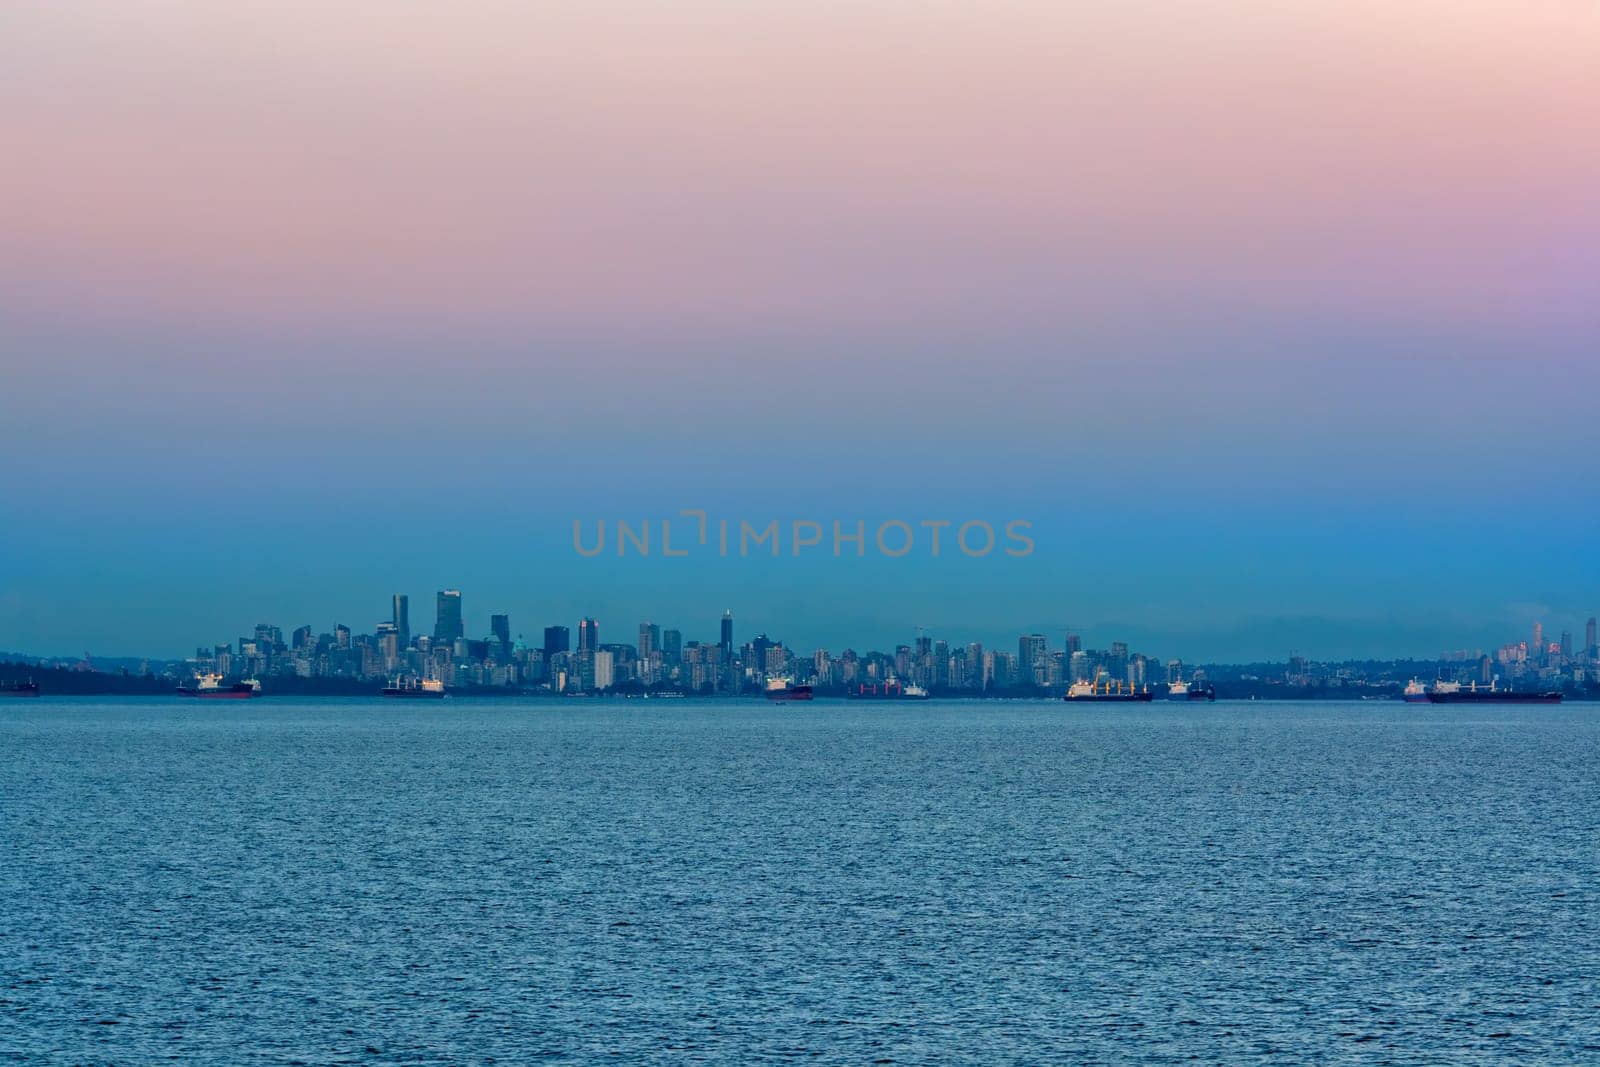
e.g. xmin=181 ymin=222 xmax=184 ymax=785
xmin=178 ymin=673 xmax=262 ymax=699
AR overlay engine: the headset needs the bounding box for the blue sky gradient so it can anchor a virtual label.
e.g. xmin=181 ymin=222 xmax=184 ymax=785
xmin=3 ymin=2 xmax=1597 ymax=660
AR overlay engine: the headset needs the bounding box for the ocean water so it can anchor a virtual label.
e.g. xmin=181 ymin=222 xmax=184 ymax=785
xmin=2 ymin=698 xmax=1597 ymax=1064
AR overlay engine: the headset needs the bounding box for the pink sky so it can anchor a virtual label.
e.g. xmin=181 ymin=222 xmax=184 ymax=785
xmin=2 ymin=2 xmax=1598 ymax=657
xmin=4 ymin=0 xmax=1597 ymax=336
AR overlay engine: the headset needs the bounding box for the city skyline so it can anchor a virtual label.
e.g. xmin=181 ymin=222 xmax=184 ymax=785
xmin=14 ymin=588 xmax=1595 ymax=691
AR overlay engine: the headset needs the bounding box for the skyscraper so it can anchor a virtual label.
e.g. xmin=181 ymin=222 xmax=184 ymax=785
xmin=1532 ymin=621 xmax=1543 ymax=665
xmin=434 ymin=590 xmax=464 ymax=643
xmin=662 ymin=629 xmax=682 ymax=664
xmin=578 ymin=617 xmax=599 ymax=653
xmin=392 ymin=594 xmax=410 ymax=650
xmin=639 ymin=622 xmax=660 ymax=659
xmin=1019 ymin=634 xmax=1047 ymax=685
xmin=1588 ymin=617 xmax=1598 ymax=661
xmin=376 ymin=622 xmax=399 ymax=670
xmin=720 ymin=611 xmax=733 ymax=654
xmin=543 ymin=625 xmax=570 ymax=658
xmin=491 ymin=613 xmax=511 ymax=652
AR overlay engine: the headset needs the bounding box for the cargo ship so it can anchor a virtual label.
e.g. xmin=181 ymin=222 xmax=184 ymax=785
xmin=1402 ymin=679 xmax=1431 ymax=703
xmin=1425 ymin=680 xmax=1561 ymax=705
xmin=1166 ymin=679 xmax=1216 ymax=702
xmin=1 ymin=679 xmax=40 ymax=697
xmin=382 ymin=676 xmax=448 ymax=699
xmin=1065 ymin=677 xmax=1154 ymax=703
xmin=846 ymin=680 xmax=930 ymax=701
xmin=177 ymin=673 xmax=262 ymax=699
xmin=764 ymin=678 xmax=814 ymax=702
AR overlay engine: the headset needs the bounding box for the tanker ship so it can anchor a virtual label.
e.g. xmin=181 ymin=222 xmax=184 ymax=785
xmin=765 ymin=678 xmax=815 ymax=702
xmin=177 ymin=673 xmax=262 ymax=699
xmin=1064 ymin=677 xmax=1154 ymax=703
xmin=846 ymin=680 xmax=930 ymax=701
xmin=1166 ymin=679 xmax=1216 ymax=702
xmin=382 ymin=676 xmax=448 ymax=699
xmin=1424 ymin=680 xmax=1561 ymax=705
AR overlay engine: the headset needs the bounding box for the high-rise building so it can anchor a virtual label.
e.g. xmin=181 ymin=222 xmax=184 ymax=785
xmin=392 ymin=594 xmax=410 ymax=650
xmin=376 ymin=622 xmax=399 ymax=670
xmin=491 ymin=614 xmax=511 ymax=653
xmin=1019 ymin=634 xmax=1047 ymax=685
xmin=434 ymin=590 xmax=464 ymax=643
xmin=1108 ymin=640 xmax=1129 ymax=681
xmin=593 ymin=650 xmax=614 ymax=690
xmin=543 ymin=626 xmax=570 ymax=658
xmin=751 ymin=633 xmax=775 ymax=677
xmin=1587 ymin=617 xmax=1598 ymax=661
xmin=1532 ymin=622 xmax=1543 ymax=665
xmin=639 ymin=622 xmax=660 ymax=659
xmin=578 ymin=617 xmax=599 ymax=653
xmin=720 ymin=611 xmax=734 ymax=654
xmin=662 ymin=629 xmax=683 ymax=664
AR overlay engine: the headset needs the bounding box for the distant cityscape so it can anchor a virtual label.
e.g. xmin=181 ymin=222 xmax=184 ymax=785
xmin=7 ymin=591 xmax=1600 ymax=699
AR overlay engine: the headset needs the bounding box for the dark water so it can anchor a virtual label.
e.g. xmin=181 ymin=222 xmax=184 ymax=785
xmin=3 ymin=699 xmax=1598 ymax=1064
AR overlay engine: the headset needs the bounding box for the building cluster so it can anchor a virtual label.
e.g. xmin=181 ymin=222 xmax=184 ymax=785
xmin=1439 ymin=618 xmax=1600 ymax=687
xmin=178 ymin=591 xmax=1600 ymax=696
xmin=184 ymin=590 xmax=1179 ymax=694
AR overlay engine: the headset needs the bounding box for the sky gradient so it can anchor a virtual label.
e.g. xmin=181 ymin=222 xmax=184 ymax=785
xmin=2 ymin=1 xmax=1597 ymax=660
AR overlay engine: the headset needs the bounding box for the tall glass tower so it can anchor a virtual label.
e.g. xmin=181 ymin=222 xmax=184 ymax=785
xmin=434 ymin=589 xmax=463 ymax=643
xmin=392 ymin=594 xmax=410 ymax=650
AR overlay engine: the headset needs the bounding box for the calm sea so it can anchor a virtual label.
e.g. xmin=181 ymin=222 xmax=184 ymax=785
xmin=3 ymin=698 xmax=1597 ymax=1064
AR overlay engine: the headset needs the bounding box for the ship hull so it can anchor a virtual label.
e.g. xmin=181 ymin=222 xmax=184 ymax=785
xmin=766 ymin=686 xmax=814 ymax=702
xmin=382 ymin=689 xmax=448 ymax=699
xmin=1 ymin=687 xmax=40 ymax=698
xmin=1066 ymin=692 xmax=1156 ymax=703
xmin=177 ymin=689 xmax=256 ymax=699
xmin=1426 ymin=692 xmax=1562 ymax=704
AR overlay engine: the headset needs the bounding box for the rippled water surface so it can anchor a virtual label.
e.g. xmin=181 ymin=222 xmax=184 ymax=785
xmin=3 ymin=698 xmax=1598 ymax=1063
